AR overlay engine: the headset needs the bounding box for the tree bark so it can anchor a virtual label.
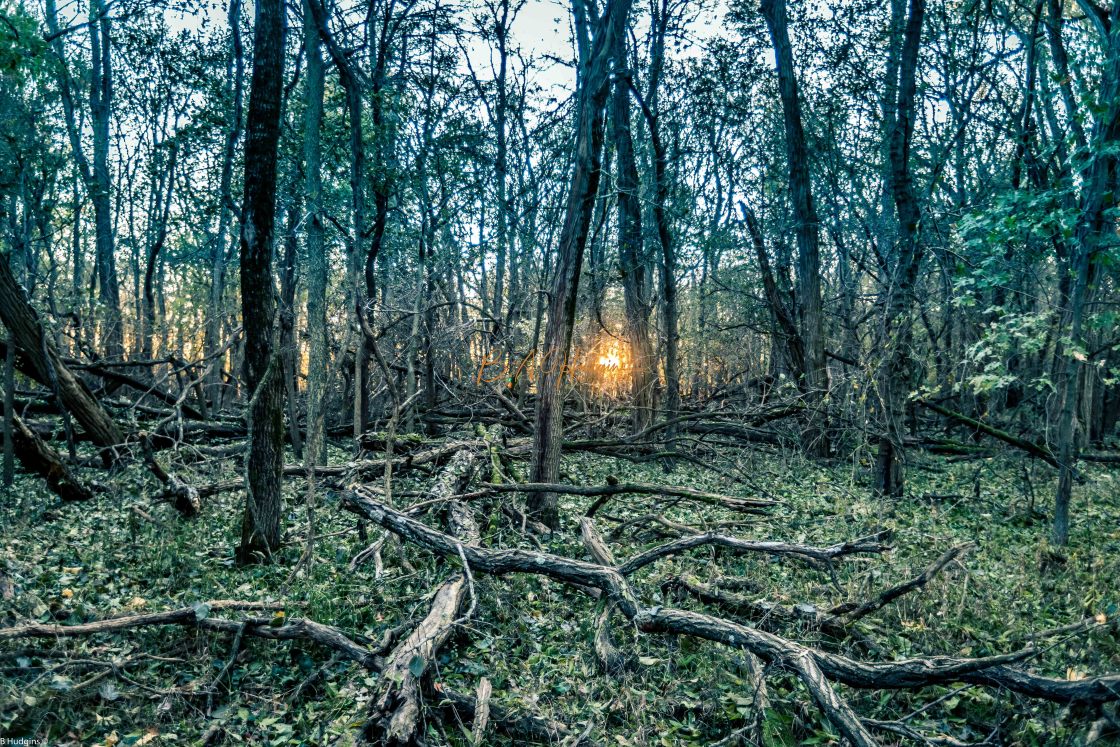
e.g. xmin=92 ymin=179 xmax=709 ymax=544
xmin=0 ymin=257 xmax=125 ymax=453
xmin=874 ymin=0 xmax=925 ymax=498
xmin=611 ymin=64 xmax=655 ymax=434
xmin=303 ymin=0 xmax=328 ymax=466
xmin=1052 ymin=0 xmax=1120 ymax=545
xmin=88 ymin=0 xmax=124 ymax=360
xmin=236 ymin=0 xmax=286 ymax=564
xmin=205 ymin=0 xmax=244 ymax=410
xmin=760 ymin=0 xmax=829 ymax=457
xmin=528 ymin=0 xmax=633 ymax=528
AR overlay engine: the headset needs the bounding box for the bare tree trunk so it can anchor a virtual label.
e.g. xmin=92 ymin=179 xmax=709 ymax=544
xmin=1052 ymin=0 xmax=1120 ymax=545
xmin=142 ymin=142 xmax=178 ymax=361
xmin=2 ymin=330 xmax=13 ymax=488
xmin=633 ymin=0 xmax=679 ymax=447
xmin=44 ymin=0 xmax=122 ymax=361
xmin=760 ymin=0 xmax=829 ymax=457
xmin=303 ymin=0 xmax=328 ymax=466
xmin=874 ymin=0 xmax=925 ymax=498
xmin=88 ymin=0 xmax=123 ymax=360
xmin=236 ymin=0 xmax=286 ymax=564
xmin=308 ymin=0 xmax=367 ymax=438
xmin=280 ymin=199 xmax=303 ymax=459
xmin=205 ymin=0 xmax=244 ymax=410
xmin=528 ymin=0 xmax=633 ymax=529
xmin=611 ymin=63 xmax=655 ymax=434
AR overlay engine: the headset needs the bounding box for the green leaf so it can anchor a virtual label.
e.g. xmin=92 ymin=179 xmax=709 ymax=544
xmin=408 ymin=655 xmax=426 ymax=677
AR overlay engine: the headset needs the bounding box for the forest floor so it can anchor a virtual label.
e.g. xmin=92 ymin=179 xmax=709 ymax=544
xmin=1 ymin=438 xmax=1118 ymax=746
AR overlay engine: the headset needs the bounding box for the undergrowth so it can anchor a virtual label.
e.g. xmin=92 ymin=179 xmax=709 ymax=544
xmin=1 ymin=441 xmax=1117 ymax=745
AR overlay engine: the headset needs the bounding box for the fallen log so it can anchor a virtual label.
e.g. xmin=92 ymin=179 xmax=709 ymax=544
xmin=342 ymin=491 xmax=1120 ymax=745
xmin=450 ymin=479 xmax=777 ymax=516
xmin=366 ymin=447 xmax=483 ymax=745
xmin=915 ymin=399 xmax=1059 ymax=468
xmin=0 ymin=265 xmax=125 ymax=454
xmin=7 ymin=409 xmax=94 ymax=502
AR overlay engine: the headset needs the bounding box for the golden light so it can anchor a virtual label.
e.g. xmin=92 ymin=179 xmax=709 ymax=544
xmin=584 ymin=338 xmax=630 ymax=397
xmin=598 ymin=351 xmax=621 ymax=369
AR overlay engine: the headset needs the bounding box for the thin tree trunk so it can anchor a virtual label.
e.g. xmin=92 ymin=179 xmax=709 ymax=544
xmin=760 ymin=0 xmax=829 ymax=457
xmin=2 ymin=330 xmax=13 ymax=488
xmin=142 ymin=142 xmax=178 ymax=362
xmin=236 ymin=0 xmax=286 ymax=564
xmin=206 ymin=0 xmax=244 ymax=410
xmin=88 ymin=0 xmax=123 ymax=359
xmin=303 ymin=0 xmax=328 ymax=466
xmin=528 ymin=0 xmax=633 ymax=529
xmin=611 ymin=66 xmax=655 ymax=434
xmin=874 ymin=0 xmax=925 ymax=498
xmin=280 ymin=199 xmax=303 ymax=459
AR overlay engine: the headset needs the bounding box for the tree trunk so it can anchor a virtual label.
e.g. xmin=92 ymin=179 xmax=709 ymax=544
xmin=639 ymin=0 xmax=680 ymax=448
xmin=874 ymin=0 xmax=925 ymax=498
xmin=1052 ymin=0 xmax=1120 ymax=545
xmin=2 ymin=331 xmax=13 ymax=488
xmin=528 ymin=0 xmax=633 ymax=528
xmin=308 ymin=0 xmax=368 ymax=438
xmin=0 ymin=257 xmax=125 ymax=454
xmin=760 ymin=0 xmax=829 ymax=457
xmin=205 ymin=0 xmax=244 ymax=411
xmin=236 ymin=0 xmax=286 ymax=564
xmin=142 ymin=142 xmax=178 ymax=362
xmin=610 ymin=66 xmax=655 ymax=434
xmin=303 ymin=0 xmax=328 ymax=466
xmin=280 ymin=199 xmax=303 ymax=459
xmin=88 ymin=0 xmax=124 ymax=360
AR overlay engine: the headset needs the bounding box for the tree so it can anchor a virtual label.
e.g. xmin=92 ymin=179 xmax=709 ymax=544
xmin=303 ymin=0 xmax=328 ymax=466
xmin=236 ymin=0 xmax=286 ymax=563
xmin=611 ymin=41 xmax=656 ymax=434
xmin=44 ymin=0 xmax=124 ymax=359
xmin=873 ymin=0 xmax=925 ymax=498
xmin=528 ymin=0 xmax=633 ymax=528
xmin=1051 ymin=0 xmax=1120 ymax=545
xmin=759 ymin=0 xmax=828 ymax=457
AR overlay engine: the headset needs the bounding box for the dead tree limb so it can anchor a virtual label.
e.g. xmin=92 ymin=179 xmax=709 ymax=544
xmin=580 ymin=517 xmax=629 ymax=674
xmin=342 ymin=491 xmax=1120 ymax=743
xmin=366 ymin=448 xmax=483 ymax=745
xmin=830 ymin=543 xmax=973 ymax=622
xmin=915 ymin=399 xmax=1059 ymax=469
xmin=451 ymin=480 xmax=776 ymax=516
xmin=618 ymin=530 xmax=891 ymax=576
xmin=6 ymin=409 xmax=94 ymax=502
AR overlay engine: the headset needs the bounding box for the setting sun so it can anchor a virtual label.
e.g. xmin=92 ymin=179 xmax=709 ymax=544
xmin=598 ymin=352 xmax=621 ymax=368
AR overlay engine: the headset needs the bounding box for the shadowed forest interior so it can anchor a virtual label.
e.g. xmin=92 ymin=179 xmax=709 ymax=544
xmin=2 ymin=0 xmax=1120 ymax=744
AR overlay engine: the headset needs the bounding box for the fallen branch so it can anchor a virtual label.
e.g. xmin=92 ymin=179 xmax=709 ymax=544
xmin=450 ymin=480 xmax=777 ymax=516
xmin=366 ymin=448 xmax=483 ymax=744
xmin=618 ymin=530 xmax=891 ymax=576
xmin=915 ymin=399 xmax=1059 ymax=469
xmin=341 ymin=491 xmax=1120 ymax=744
xmin=830 ymin=543 xmax=973 ymax=623
xmin=6 ymin=409 xmax=94 ymax=502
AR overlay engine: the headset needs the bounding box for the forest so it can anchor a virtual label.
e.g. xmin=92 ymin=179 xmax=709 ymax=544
xmin=1 ymin=0 xmax=1120 ymax=743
